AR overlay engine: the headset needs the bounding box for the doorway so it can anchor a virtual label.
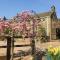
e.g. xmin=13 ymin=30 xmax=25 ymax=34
xmin=56 ymin=28 xmax=60 ymax=39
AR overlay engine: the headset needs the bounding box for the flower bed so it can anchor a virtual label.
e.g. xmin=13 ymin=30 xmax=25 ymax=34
xmin=46 ymin=46 xmax=60 ymax=60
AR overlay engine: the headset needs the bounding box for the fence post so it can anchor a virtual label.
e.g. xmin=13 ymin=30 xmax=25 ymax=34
xmin=31 ymin=39 xmax=36 ymax=60
xmin=6 ymin=36 xmax=11 ymax=60
xmin=11 ymin=37 xmax=14 ymax=60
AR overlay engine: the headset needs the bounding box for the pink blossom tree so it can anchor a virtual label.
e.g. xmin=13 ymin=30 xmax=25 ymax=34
xmin=0 ymin=10 xmax=37 ymax=38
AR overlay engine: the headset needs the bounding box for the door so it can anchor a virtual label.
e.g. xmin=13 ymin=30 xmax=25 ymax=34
xmin=56 ymin=28 xmax=60 ymax=39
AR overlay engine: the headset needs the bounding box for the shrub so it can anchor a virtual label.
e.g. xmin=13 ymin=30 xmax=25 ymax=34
xmin=36 ymin=26 xmax=47 ymax=43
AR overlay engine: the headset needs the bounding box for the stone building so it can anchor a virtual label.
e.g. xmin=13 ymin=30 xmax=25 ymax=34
xmin=37 ymin=5 xmax=60 ymax=40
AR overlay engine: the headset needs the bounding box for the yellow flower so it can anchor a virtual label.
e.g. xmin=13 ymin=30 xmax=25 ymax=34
xmin=58 ymin=47 xmax=60 ymax=52
xmin=47 ymin=46 xmax=60 ymax=55
xmin=53 ymin=48 xmax=59 ymax=55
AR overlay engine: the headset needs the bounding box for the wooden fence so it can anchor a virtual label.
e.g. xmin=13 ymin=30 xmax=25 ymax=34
xmin=0 ymin=36 xmax=45 ymax=60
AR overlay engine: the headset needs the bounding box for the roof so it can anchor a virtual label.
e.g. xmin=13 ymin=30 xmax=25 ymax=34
xmin=37 ymin=11 xmax=52 ymax=17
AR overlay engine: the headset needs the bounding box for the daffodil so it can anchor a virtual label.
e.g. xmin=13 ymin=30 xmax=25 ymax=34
xmin=47 ymin=46 xmax=60 ymax=60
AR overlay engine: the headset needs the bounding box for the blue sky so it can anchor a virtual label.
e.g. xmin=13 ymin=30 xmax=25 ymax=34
xmin=0 ymin=0 xmax=60 ymax=18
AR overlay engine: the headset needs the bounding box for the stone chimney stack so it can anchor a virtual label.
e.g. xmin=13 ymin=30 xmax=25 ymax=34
xmin=51 ymin=5 xmax=56 ymax=13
